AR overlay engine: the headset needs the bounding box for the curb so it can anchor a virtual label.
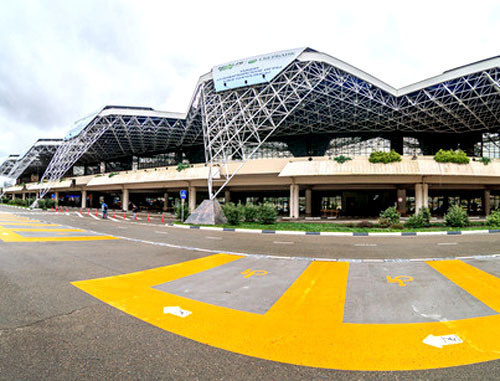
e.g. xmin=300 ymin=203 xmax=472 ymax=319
xmin=170 ymin=223 xmax=500 ymax=237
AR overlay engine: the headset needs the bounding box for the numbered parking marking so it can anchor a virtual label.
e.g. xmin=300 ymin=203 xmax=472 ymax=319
xmin=387 ymin=275 xmax=414 ymax=287
xmin=241 ymin=268 xmax=268 ymax=278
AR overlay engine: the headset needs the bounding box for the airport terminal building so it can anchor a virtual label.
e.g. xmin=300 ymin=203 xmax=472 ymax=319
xmin=2 ymin=48 xmax=499 ymax=218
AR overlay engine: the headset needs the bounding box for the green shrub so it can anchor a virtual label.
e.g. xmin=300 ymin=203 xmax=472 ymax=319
xmin=37 ymin=199 xmax=46 ymax=210
xmin=243 ymin=204 xmax=259 ymax=222
xmin=434 ymin=149 xmax=470 ymax=164
xmin=176 ymin=163 xmax=190 ymax=172
xmin=108 ymin=172 xmax=118 ymax=178
xmin=257 ymin=203 xmax=278 ymax=224
xmin=486 ymin=210 xmax=500 ymax=227
xmin=405 ymin=207 xmax=431 ymax=228
xmin=379 ymin=206 xmax=400 ymax=227
xmin=45 ymin=199 xmax=56 ymax=209
xmin=221 ymin=202 xmax=243 ymax=225
xmin=444 ymin=204 xmax=469 ymax=227
xmin=333 ymin=155 xmax=352 ymax=164
xmin=175 ymin=203 xmax=190 ymax=221
xmin=478 ymin=157 xmax=491 ymax=165
xmin=369 ymin=150 xmax=402 ymax=164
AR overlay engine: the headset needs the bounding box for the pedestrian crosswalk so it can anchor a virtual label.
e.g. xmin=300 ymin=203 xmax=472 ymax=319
xmin=0 ymin=212 xmax=117 ymax=242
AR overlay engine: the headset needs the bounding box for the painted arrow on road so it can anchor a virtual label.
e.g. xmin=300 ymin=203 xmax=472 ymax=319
xmin=423 ymin=334 xmax=463 ymax=348
xmin=163 ymin=306 xmax=192 ymax=318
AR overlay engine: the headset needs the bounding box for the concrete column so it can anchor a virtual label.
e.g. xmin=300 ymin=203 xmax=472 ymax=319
xmin=22 ymin=192 xmax=26 ymax=201
xmin=289 ymin=184 xmax=299 ymax=219
xmin=415 ymin=183 xmax=428 ymax=212
xmin=294 ymin=185 xmax=300 ymax=219
xmin=305 ymin=188 xmax=312 ymax=217
xmin=188 ymin=186 xmax=196 ymax=212
xmin=224 ymin=189 xmax=231 ymax=203
xmin=396 ymin=188 xmax=407 ymax=215
xmin=422 ymin=184 xmax=429 ymax=210
xmin=100 ymin=161 xmax=106 ymax=173
xmin=54 ymin=191 xmax=59 ymax=206
xmin=122 ymin=189 xmax=129 ymax=211
xmin=81 ymin=190 xmax=87 ymax=209
xmin=163 ymin=191 xmax=168 ymax=211
xmin=484 ymin=190 xmax=491 ymax=216
xmin=12 ymin=193 xmax=16 ymax=200
xmin=415 ymin=183 xmax=423 ymax=213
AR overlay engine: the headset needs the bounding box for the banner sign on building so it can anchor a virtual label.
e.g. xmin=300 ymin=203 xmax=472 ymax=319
xmin=65 ymin=111 xmax=100 ymax=140
xmin=212 ymin=48 xmax=305 ymax=93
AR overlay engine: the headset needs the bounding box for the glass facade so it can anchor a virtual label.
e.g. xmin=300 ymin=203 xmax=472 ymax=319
xmin=482 ymin=133 xmax=500 ymax=158
xmin=242 ymin=141 xmax=293 ymax=159
xmin=325 ymin=137 xmax=391 ymax=156
xmin=137 ymin=152 xmax=179 ymax=169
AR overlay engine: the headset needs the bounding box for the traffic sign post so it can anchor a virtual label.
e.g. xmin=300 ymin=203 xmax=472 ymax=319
xmin=180 ymin=190 xmax=187 ymax=222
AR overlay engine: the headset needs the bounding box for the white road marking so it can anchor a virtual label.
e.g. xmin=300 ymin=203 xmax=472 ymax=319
xmin=109 ymin=217 xmax=120 ymax=222
xmin=89 ymin=214 xmax=101 ymax=220
xmin=423 ymin=334 xmax=463 ymax=348
xmin=437 ymin=242 xmax=458 ymax=246
xmin=354 ymin=243 xmax=377 ymax=247
xmin=163 ymin=306 xmax=191 ymax=318
xmin=273 ymin=241 xmax=294 ymax=245
xmin=154 ymin=231 xmax=169 ymax=234
xmin=75 ymin=212 xmax=84 ymax=218
xmin=206 ymin=236 xmax=222 ymax=240
xmin=116 ymin=226 xmax=127 ymax=229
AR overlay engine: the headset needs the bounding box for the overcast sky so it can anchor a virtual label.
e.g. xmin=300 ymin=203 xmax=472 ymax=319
xmin=0 ymin=0 xmax=498 ymax=166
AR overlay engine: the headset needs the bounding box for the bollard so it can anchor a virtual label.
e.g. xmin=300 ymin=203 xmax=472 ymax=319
xmin=161 ymin=213 xmax=164 ymax=223
xmin=112 ymin=211 xmax=116 ymax=218
xmin=123 ymin=212 xmax=126 ymax=220
xmin=147 ymin=214 xmax=150 ymax=223
xmin=95 ymin=209 xmax=98 ymax=217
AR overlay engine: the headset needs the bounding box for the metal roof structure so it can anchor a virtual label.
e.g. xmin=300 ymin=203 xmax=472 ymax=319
xmin=0 ymin=155 xmax=19 ymax=176
xmin=188 ymin=49 xmax=499 ymax=198
xmin=35 ymin=105 xmax=202 ymax=199
xmin=5 ymin=139 xmax=62 ymax=181
xmin=0 ymin=47 xmax=496 ymax=201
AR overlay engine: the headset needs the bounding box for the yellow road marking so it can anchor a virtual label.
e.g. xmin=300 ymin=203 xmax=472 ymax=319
xmin=387 ymin=275 xmax=414 ymax=287
xmin=72 ymin=256 xmax=500 ymax=371
xmin=0 ymin=222 xmax=60 ymax=226
xmin=8 ymin=228 xmax=84 ymax=232
xmin=427 ymin=260 xmax=500 ymax=312
xmin=240 ymin=269 xmax=268 ymax=278
xmin=0 ymin=235 xmax=118 ymax=242
xmin=0 ymin=212 xmax=116 ymax=242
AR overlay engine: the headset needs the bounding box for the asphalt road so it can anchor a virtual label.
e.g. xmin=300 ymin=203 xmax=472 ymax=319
xmin=0 ymin=206 xmax=499 ymax=380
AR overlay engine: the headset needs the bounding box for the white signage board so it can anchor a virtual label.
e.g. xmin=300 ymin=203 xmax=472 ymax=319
xmin=212 ymin=48 xmax=305 ymax=92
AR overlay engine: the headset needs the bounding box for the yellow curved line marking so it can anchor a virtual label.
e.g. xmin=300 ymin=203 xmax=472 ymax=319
xmin=72 ymin=254 xmax=500 ymax=371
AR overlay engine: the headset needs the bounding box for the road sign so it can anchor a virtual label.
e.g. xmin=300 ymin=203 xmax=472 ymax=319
xmin=180 ymin=190 xmax=187 ymax=200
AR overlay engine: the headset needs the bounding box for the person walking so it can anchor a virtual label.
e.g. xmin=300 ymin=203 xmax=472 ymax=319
xmin=132 ymin=203 xmax=138 ymax=220
xmin=102 ymin=201 xmax=108 ymax=219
